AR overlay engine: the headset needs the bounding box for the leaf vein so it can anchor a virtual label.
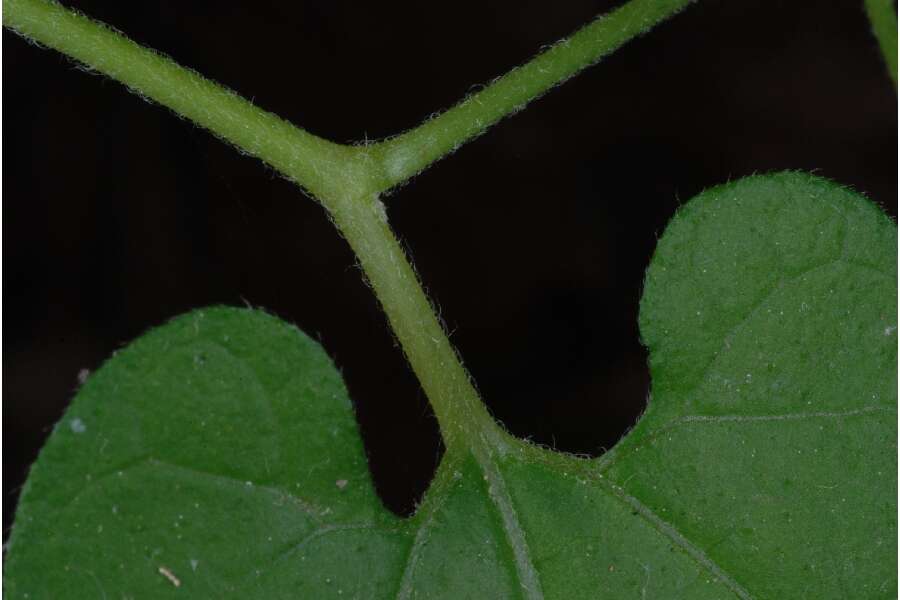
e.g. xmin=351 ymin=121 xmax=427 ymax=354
xmin=598 ymin=405 xmax=890 ymax=473
xmin=597 ymin=479 xmax=754 ymax=600
xmin=394 ymin=491 xmax=446 ymax=600
xmin=274 ymin=523 xmax=386 ymax=564
xmin=147 ymin=458 xmax=329 ymax=517
xmin=476 ymin=442 xmax=544 ymax=600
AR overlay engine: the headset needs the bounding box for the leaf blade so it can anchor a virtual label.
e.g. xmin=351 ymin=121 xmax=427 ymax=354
xmin=607 ymin=171 xmax=897 ymax=597
xmin=5 ymin=307 xmax=408 ymax=597
xmin=7 ymin=173 xmax=896 ymax=599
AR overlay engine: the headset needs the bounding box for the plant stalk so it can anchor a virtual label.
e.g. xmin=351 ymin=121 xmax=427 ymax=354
xmin=369 ymin=0 xmax=695 ymax=191
xmin=4 ymin=0 xmax=695 ymax=449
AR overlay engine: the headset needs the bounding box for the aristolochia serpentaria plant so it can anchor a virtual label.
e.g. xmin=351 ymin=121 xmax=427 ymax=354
xmin=4 ymin=0 xmax=897 ymax=597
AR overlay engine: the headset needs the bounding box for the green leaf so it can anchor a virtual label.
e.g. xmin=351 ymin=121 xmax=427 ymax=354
xmin=6 ymin=172 xmax=896 ymax=598
xmin=4 ymin=308 xmax=409 ymax=597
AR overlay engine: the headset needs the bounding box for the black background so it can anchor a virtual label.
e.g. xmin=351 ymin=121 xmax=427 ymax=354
xmin=4 ymin=0 xmax=896 ymax=536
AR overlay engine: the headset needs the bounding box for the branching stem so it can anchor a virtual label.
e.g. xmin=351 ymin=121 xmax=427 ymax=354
xmin=368 ymin=0 xmax=695 ymax=191
xmin=4 ymin=0 xmax=693 ymax=448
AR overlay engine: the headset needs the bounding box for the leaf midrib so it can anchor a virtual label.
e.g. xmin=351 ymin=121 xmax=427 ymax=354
xmin=418 ymin=427 xmax=546 ymax=600
xmin=443 ymin=404 xmax=893 ymax=600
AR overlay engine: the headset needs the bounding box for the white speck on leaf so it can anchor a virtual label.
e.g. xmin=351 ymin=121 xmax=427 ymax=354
xmin=77 ymin=368 xmax=90 ymax=385
xmin=69 ymin=418 xmax=87 ymax=434
xmin=884 ymin=325 xmax=896 ymax=336
xmin=190 ymin=559 xmax=199 ymax=572
xmin=158 ymin=566 xmax=181 ymax=587
xmin=335 ymin=479 xmax=348 ymax=490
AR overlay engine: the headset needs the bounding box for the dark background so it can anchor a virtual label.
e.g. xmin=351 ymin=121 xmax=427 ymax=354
xmin=4 ymin=0 xmax=896 ymax=535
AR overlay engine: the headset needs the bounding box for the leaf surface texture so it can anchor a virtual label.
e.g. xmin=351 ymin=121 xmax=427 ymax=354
xmin=6 ymin=172 xmax=896 ymax=598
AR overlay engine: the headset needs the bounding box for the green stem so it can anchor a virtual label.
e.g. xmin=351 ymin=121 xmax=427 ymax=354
xmin=368 ymin=0 xmax=695 ymax=191
xmin=326 ymin=193 xmax=494 ymax=449
xmin=2 ymin=0 xmax=364 ymax=201
xmin=4 ymin=0 xmax=692 ymax=449
xmin=864 ymin=0 xmax=898 ymax=88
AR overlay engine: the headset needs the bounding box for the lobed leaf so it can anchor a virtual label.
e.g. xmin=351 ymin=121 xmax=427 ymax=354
xmin=6 ymin=172 xmax=896 ymax=598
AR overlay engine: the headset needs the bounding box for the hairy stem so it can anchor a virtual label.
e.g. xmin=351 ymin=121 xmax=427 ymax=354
xmin=864 ymin=0 xmax=898 ymax=88
xmin=4 ymin=0 xmax=691 ymax=448
xmin=368 ymin=0 xmax=695 ymax=191
xmin=2 ymin=0 xmax=366 ymax=201
xmin=328 ymin=193 xmax=501 ymax=449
